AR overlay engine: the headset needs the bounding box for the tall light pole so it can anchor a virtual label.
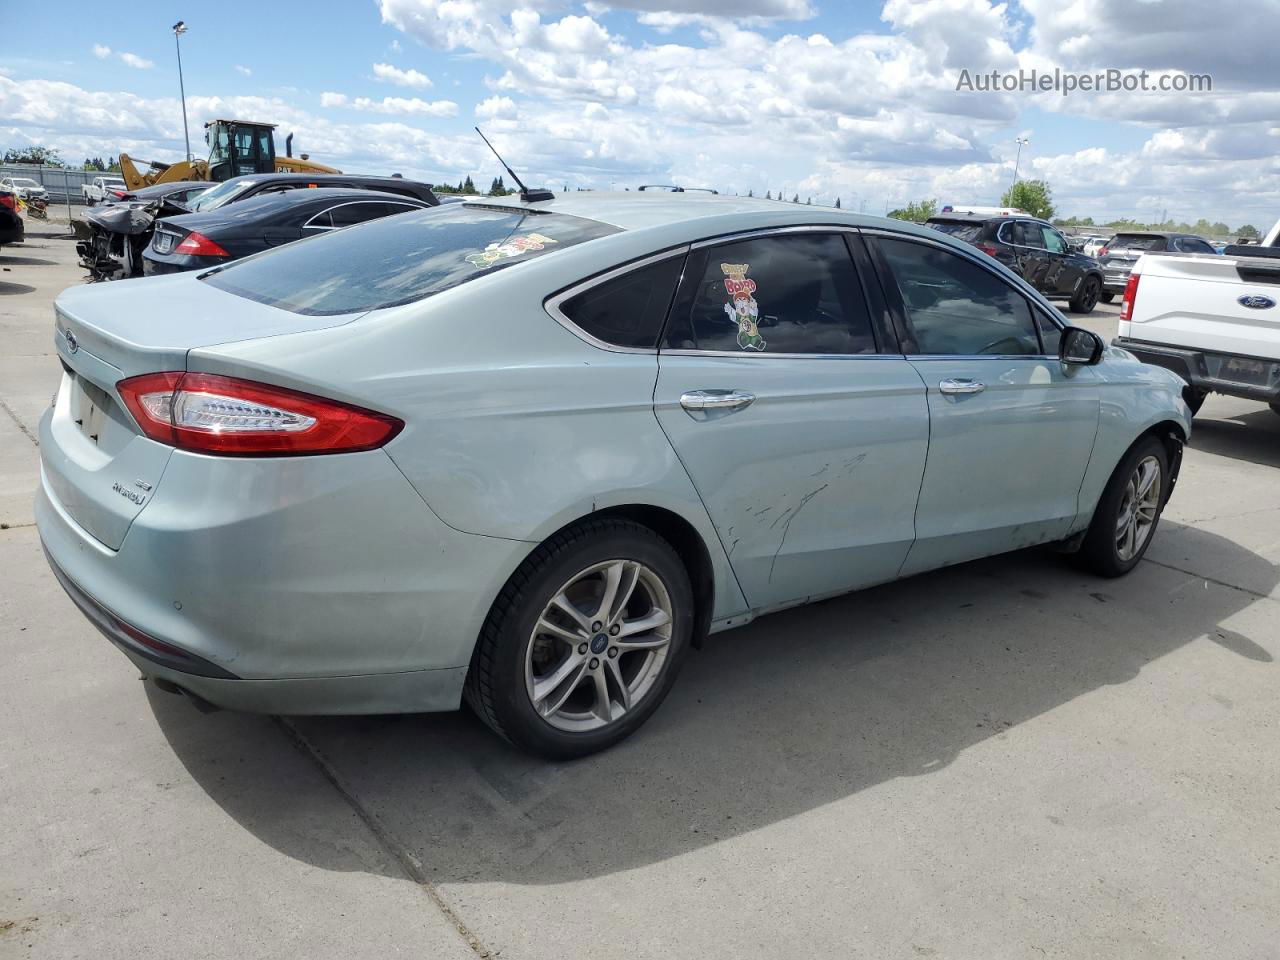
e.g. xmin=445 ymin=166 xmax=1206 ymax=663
xmin=1011 ymin=136 xmax=1030 ymax=192
xmin=173 ymin=21 xmax=191 ymax=163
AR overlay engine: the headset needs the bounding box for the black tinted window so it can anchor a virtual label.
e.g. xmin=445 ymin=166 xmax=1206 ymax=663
xmin=879 ymin=238 xmax=1040 ymax=356
xmin=1017 ymin=222 xmax=1045 ymax=247
xmin=1111 ymin=234 xmax=1167 ymax=251
xmin=928 ymin=221 xmax=984 ymax=242
xmin=203 ymin=205 xmax=619 ymax=315
xmin=559 ymin=256 xmax=683 ymax=349
xmin=664 ymin=234 xmax=876 ymax=355
xmin=330 ymin=201 xmax=393 ymax=227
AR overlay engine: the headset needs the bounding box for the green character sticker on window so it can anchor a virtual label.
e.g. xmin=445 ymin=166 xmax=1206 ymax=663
xmin=720 ymin=263 xmax=766 ymax=351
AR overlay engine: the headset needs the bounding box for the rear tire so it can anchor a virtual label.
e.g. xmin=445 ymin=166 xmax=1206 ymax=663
xmin=1078 ymin=435 xmax=1169 ymax=578
xmin=1069 ymin=276 xmax=1101 ymax=314
xmin=465 ymin=518 xmax=694 ymax=759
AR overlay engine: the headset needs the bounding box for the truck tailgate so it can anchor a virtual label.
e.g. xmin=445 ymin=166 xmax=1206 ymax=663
xmin=1126 ymin=254 xmax=1280 ymax=358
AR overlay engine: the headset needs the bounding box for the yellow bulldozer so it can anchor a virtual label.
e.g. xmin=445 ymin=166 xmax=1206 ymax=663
xmin=119 ymin=118 xmax=340 ymax=190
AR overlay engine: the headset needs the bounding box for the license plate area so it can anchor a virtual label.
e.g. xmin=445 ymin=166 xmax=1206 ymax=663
xmin=67 ymin=373 xmax=134 ymax=457
xmin=1205 ymin=354 xmax=1277 ymax=388
xmin=153 ymin=232 xmax=175 ymax=254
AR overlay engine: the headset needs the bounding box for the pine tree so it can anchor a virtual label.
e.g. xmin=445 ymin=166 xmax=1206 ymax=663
xmin=834 ymin=197 xmax=841 ymax=209
xmin=792 ymin=193 xmax=799 ymax=204
xmin=747 ymin=189 xmax=754 ymax=197
xmin=462 ymin=175 xmax=476 ymax=194
xmin=805 ymin=197 xmax=811 ymax=205
xmin=765 ymin=190 xmax=772 ymax=200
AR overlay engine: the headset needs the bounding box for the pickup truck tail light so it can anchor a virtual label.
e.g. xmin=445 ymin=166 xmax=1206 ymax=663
xmin=117 ymin=372 xmax=403 ymax=456
xmin=1119 ymin=273 xmax=1140 ymax=323
xmin=1098 ymin=247 xmax=1109 ymax=257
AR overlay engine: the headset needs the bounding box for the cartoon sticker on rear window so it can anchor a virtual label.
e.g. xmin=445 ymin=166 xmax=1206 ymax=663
xmin=466 ymin=232 xmax=557 ymax=268
xmin=720 ymin=263 xmax=766 ymax=351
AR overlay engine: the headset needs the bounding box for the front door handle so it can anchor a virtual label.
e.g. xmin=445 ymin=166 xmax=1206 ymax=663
xmin=938 ymin=378 xmax=985 ymax=395
xmin=679 ymin=389 xmax=755 ymax=420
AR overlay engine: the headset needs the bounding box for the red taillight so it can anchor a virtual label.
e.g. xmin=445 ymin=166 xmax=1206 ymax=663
xmin=116 ymin=372 xmax=403 ymax=456
xmin=174 ymin=230 xmax=230 ymax=257
xmin=1119 ymin=273 xmax=1140 ymax=323
xmin=1098 ymin=247 xmax=1109 ymax=257
xmin=0 ymin=194 xmax=15 ymax=211
xmin=110 ymin=190 xmax=127 ymax=198
xmin=976 ymin=242 xmax=998 ymax=257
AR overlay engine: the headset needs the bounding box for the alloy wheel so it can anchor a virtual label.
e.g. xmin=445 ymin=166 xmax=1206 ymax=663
xmin=524 ymin=559 xmax=674 ymax=732
xmin=1115 ymin=455 xmax=1162 ymax=562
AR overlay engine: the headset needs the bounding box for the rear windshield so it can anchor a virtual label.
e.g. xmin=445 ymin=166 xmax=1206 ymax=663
xmin=1110 ymin=234 xmax=1167 ymax=251
xmin=928 ymin=220 xmax=985 ymax=242
xmin=202 ymin=204 xmax=620 ymax=315
xmin=189 ymin=179 xmax=255 ymax=211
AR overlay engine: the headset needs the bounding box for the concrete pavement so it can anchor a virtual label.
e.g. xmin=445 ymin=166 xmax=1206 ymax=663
xmin=2 ymin=234 xmax=1277 ymax=959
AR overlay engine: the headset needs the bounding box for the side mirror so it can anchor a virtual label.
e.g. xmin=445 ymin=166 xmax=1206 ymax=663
xmin=1060 ymin=326 xmax=1104 ymax=365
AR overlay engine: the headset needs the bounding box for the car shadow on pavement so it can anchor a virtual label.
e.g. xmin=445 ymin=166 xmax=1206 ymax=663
xmin=0 ymin=281 xmax=38 ymax=296
xmin=150 ymin=521 xmax=1276 ymax=886
xmin=1189 ymin=407 xmax=1280 ymax=468
xmin=0 ymin=255 xmax=58 ymax=267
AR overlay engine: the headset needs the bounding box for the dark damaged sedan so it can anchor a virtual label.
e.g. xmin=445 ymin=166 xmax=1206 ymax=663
xmin=142 ymin=188 xmax=431 ymax=275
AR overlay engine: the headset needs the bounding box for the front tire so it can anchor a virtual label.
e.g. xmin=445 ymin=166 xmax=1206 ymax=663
xmin=1078 ymin=435 xmax=1169 ymax=577
xmin=465 ymin=518 xmax=694 ymax=759
xmin=1069 ymin=276 xmax=1101 ymax=313
xmin=1100 ymin=291 xmax=1115 ymax=303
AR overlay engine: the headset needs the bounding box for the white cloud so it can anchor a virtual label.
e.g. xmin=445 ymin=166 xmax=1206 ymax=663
xmin=119 ymin=52 xmax=154 ymax=69
xmin=320 ymin=90 xmax=456 ymax=116
xmin=235 ymin=65 xmax=252 ymax=76
xmin=476 ymin=95 xmax=518 ymax=120
xmin=372 ymin=62 xmax=432 ymax=88
xmin=92 ymin=44 xmax=111 ymax=59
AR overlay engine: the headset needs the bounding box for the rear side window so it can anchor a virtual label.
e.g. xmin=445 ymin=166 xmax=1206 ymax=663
xmin=928 ymin=221 xmax=985 ymax=243
xmin=1111 ymin=234 xmax=1167 ymax=251
xmin=203 ymin=205 xmax=620 ymax=315
xmin=878 ymin=237 xmax=1040 ymax=356
xmin=557 ymin=256 xmax=684 ymax=349
xmin=663 ymin=233 xmax=877 ymax=355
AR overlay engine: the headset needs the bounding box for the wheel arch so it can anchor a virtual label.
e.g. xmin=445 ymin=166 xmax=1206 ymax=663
xmin=527 ymin=503 xmax=719 ymax=648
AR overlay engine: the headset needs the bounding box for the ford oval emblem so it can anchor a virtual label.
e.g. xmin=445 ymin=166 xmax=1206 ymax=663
xmin=64 ymin=329 xmax=78 ymax=354
xmin=1238 ymin=294 xmax=1276 ymax=310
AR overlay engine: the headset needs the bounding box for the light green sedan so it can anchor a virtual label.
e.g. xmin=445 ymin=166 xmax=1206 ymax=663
xmin=38 ymin=192 xmax=1192 ymax=757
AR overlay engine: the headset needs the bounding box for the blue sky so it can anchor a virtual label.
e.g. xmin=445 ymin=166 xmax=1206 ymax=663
xmin=3 ymin=0 xmax=1277 ymax=227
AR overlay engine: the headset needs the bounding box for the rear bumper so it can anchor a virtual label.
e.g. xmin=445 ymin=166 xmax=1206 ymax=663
xmin=36 ymin=414 xmax=532 ymax=714
xmin=142 ymin=252 xmax=217 ymax=276
xmin=1112 ymin=337 xmax=1280 ymax=403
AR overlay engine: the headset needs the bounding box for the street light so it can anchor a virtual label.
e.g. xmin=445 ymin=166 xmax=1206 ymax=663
xmin=172 ymin=21 xmax=191 ymax=163
xmin=1011 ymin=136 xmax=1030 ymax=190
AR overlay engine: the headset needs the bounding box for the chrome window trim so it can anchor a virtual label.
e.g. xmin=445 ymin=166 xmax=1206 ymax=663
xmin=544 ymin=246 xmax=692 ymax=355
xmin=689 ymin=223 xmax=859 ymax=249
xmin=303 ymin=200 xmax=421 ymax=231
xmin=660 ymin=349 xmax=904 ymax=360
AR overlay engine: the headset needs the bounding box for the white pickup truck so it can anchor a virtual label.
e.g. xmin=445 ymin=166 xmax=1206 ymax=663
xmin=82 ymin=176 xmax=127 ymax=205
xmin=1113 ymin=219 xmax=1280 ymax=416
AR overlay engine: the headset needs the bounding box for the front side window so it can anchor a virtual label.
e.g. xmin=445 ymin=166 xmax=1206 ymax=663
xmin=1035 ymin=308 xmax=1062 ymax=354
xmin=204 ymin=204 xmax=619 ymax=315
xmin=663 ymin=233 xmax=877 ymax=355
xmin=1040 ymin=227 xmax=1067 ymax=253
xmin=878 ymin=237 xmax=1041 ymax=356
xmin=558 ymin=256 xmax=684 ymax=349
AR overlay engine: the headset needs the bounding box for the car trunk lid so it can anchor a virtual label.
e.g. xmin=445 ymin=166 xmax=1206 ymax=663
xmin=45 ymin=276 xmax=367 ymax=550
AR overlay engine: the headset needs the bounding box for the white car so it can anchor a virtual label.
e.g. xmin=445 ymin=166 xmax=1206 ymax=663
xmin=1 ymin=176 xmax=47 ymax=201
xmin=82 ymin=176 xmax=127 ymax=205
xmin=1113 ymin=218 xmax=1280 ymax=415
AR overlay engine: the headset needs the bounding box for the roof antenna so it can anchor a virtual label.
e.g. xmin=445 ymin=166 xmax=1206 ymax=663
xmin=474 ymin=126 xmax=555 ymax=203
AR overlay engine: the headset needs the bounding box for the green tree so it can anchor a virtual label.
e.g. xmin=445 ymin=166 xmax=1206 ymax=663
xmin=462 ymin=175 xmax=477 ymax=194
xmin=4 ymin=145 xmax=65 ymax=167
xmin=834 ymin=196 xmax=841 ymax=209
xmin=1000 ymin=179 xmax=1055 ymax=220
xmin=765 ymin=190 xmax=772 ymax=200
xmin=791 ymin=193 xmax=799 ymax=203
xmin=887 ymin=198 xmax=939 ymax=222
xmin=1238 ymin=224 xmax=1260 ymax=239
xmin=747 ymin=188 xmax=753 ymax=197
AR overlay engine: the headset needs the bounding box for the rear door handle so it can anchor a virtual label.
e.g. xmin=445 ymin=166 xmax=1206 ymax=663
xmin=679 ymin=389 xmax=755 ymax=420
xmin=938 ymin=378 xmax=985 ymax=395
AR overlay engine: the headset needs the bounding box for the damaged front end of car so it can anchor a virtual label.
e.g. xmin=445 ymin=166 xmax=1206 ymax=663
xmin=74 ymin=198 xmax=188 ymax=281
